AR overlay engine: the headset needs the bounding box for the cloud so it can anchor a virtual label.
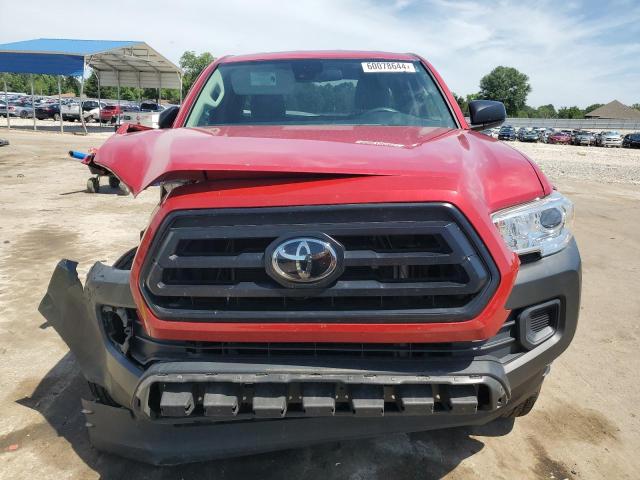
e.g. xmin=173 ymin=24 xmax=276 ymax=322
xmin=1 ymin=0 xmax=638 ymax=107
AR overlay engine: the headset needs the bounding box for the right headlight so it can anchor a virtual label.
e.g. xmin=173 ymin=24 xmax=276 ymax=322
xmin=491 ymin=191 xmax=574 ymax=257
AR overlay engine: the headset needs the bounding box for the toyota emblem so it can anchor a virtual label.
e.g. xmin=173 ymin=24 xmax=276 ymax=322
xmin=265 ymin=234 xmax=344 ymax=288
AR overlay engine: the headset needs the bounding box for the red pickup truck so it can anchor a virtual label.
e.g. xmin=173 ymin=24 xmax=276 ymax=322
xmin=40 ymin=51 xmax=581 ymax=465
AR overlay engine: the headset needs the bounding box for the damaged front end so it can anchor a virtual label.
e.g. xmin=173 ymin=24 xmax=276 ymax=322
xmin=39 ymin=260 xmax=141 ymax=407
xmin=39 ymin=257 xmax=559 ymax=465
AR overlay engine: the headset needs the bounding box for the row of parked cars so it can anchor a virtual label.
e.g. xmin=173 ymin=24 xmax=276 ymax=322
xmin=485 ymin=125 xmax=638 ymax=148
xmin=1 ymin=94 xmax=168 ymax=124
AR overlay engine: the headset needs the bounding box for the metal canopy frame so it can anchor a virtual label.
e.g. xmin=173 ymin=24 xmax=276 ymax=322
xmin=0 ymin=38 xmax=182 ymax=133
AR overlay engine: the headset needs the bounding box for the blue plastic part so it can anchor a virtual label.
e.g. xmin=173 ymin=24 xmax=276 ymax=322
xmin=69 ymin=150 xmax=88 ymax=160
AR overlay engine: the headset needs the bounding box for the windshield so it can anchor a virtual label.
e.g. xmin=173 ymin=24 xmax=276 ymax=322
xmin=185 ymin=59 xmax=457 ymax=128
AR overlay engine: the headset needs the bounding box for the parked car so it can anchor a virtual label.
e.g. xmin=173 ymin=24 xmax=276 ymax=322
xmin=84 ymin=101 xmax=108 ymax=122
xmin=540 ymin=128 xmax=555 ymax=143
xmin=140 ymin=101 xmax=166 ymax=112
xmin=118 ymin=102 xmax=173 ymax=129
xmin=481 ymin=127 xmax=500 ymax=138
xmin=548 ymin=131 xmax=572 ymax=144
xmin=100 ymin=105 xmax=124 ymax=123
xmin=622 ymin=132 xmax=640 ymax=148
xmin=40 ymin=51 xmax=580 ymax=465
xmin=491 ymin=127 xmax=501 ymax=138
xmin=0 ymin=101 xmax=18 ymax=117
xmin=35 ymin=103 xmax=61 ymax=120
xmin=498 ymin=125 xmax=517 ymax=141
xmin=573 ymin=131 xmax=595 ymax=146
xmin=598 ymin=131 xmax=623 ymax=148
xmin=11 ymin=101 xmax=35 ymax=118
xmin=62 ymin=100 xmax=103 ymax=122
xmin=517 ymin=128 xmax=539 ymax=142
xmin=594 ymin=131 xmax=603 ymax=146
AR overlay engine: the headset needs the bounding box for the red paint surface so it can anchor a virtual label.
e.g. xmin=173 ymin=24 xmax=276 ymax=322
xmin=92 ymin=51 xmax=553 ymax=343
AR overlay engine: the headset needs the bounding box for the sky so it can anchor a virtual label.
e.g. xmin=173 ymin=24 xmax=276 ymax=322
xmin=2 ymin=0 xmax=639 ymax=108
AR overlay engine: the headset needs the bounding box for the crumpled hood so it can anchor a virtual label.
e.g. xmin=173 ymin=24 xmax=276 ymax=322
xmin=93 ymin=125 xmax=548 ymax=209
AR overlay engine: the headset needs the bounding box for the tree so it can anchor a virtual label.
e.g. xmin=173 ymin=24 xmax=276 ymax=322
xmin=2 ymin=73 xmax=79 ymax=96
xmin=62 ymin=76 xmax=80 ymax=95
xmin=451 ymin=92 xmax=469 ymax=115
xmin=452 ymin=92 xmax=482 ymax=116
xmin=536 ymin=104 xmax=557 ymax=118
xmin=557 ymin=106 xmax=584 ymax=119
xmin=478 ymin=66 xmax=531 ymax=116
xmin=632 ymin=103 xmax=640 ymax=111
xmin=584 ymin=103 xmax=604 ymax=115
xmin=180 ymin=50 xmax=215 ymax=94
xmin=516 ymin=105 xmax=537 ymax=118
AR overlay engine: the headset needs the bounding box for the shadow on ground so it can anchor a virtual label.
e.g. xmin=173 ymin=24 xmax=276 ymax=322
xmin=59 ymin=185 xmax=129 ymax=196
xmin=11 ymin=355 xmax=515 ymax=480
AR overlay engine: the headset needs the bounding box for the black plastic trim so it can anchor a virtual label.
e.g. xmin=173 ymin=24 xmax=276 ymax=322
xmin=139 ymin=203 xmax=500 ymax=323
xmin=38 ymin=236 xmax=580 ymax=465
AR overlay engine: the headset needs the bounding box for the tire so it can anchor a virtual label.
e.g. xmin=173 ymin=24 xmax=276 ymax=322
xmin=503 ymin=388 xmax=540 ymax=418
xmin=20 ymin=111 xmax=28 ymax=119
xmin=53 ymin=113 xmax=60 ymax=121
xmin=88 ymin=382 xmax=120 ymax=407
xmin=108 ymin=176 xmax=120 ymax=189
xmin=87 ymin=177 xmax=100 ymax=193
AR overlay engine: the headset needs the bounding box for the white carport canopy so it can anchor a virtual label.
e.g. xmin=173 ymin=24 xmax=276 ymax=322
xmin=0 ymin=38 xmax=183 ymax=132
xmin=88 ymin=43 xmax=182 ymax=89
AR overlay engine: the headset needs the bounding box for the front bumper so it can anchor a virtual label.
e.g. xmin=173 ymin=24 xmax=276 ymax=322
xmin=39 ymin=240 xmax=581 ymax=464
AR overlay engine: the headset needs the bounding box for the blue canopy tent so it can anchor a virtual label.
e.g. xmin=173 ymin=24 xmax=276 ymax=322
xmin=0 ymin=38 xmax=182 ymax=132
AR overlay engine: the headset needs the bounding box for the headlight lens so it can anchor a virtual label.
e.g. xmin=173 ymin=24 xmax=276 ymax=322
xmin=491 ymin=191 xmax=574 ymax=257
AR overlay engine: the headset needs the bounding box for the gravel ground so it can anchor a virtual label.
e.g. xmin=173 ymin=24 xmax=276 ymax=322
xmin=0 ymin=130 xmax=639 ymax=479
xmin=511 ymin=141 xmax=640 ymax=185
xmin=0 ymin=116 xmax=113 ymax=134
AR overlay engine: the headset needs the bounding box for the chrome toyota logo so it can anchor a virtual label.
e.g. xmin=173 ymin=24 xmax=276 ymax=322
xmin=266 ymin=235 xmax=344 ymax=288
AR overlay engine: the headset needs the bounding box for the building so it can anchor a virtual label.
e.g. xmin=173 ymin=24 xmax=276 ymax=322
xmin=584 ymin=100 xmax=640 ymax=120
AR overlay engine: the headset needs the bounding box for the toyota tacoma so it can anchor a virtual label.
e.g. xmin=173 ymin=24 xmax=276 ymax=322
xmin=40 ymin=51 xmax=581 ymax=465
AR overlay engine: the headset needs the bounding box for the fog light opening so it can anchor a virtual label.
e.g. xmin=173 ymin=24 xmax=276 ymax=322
xmin=517 ymin=299 xmax=560 ymax=350
xmin=101 ymin=306 xmax=132 ymax=354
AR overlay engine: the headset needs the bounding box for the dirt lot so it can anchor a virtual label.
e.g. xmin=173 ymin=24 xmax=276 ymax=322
xmin=0 ymin=130 xmax=639 ymax=479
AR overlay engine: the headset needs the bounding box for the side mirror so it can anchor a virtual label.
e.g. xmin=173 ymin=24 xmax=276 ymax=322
xmin=468 ymin=100 xmax=506 ymax=131
xmin=158 ymin=106 xmax=179 ymax=129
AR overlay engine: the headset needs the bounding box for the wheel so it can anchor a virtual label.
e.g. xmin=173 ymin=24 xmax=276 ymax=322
xmin=108 ymin=176 xmax=120 ymax=189
xmin=86 ymin=177 xmax=100 ymax=193
xmin=503 ymin=388 xmax=540 ymax=418
xmin=20 ymin=110 xmax=28 ymax=119
xmin=53 ymin=113 xmax=60 ymax=121
xmin=88 ymin=382 xmax=120 ymax=407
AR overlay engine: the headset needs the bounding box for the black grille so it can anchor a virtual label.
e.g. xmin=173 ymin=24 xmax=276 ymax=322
xmin=529 ymin=311 xmax=551 ymax=332
xmin=141 ymin=204 xmax=499 ymax=322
